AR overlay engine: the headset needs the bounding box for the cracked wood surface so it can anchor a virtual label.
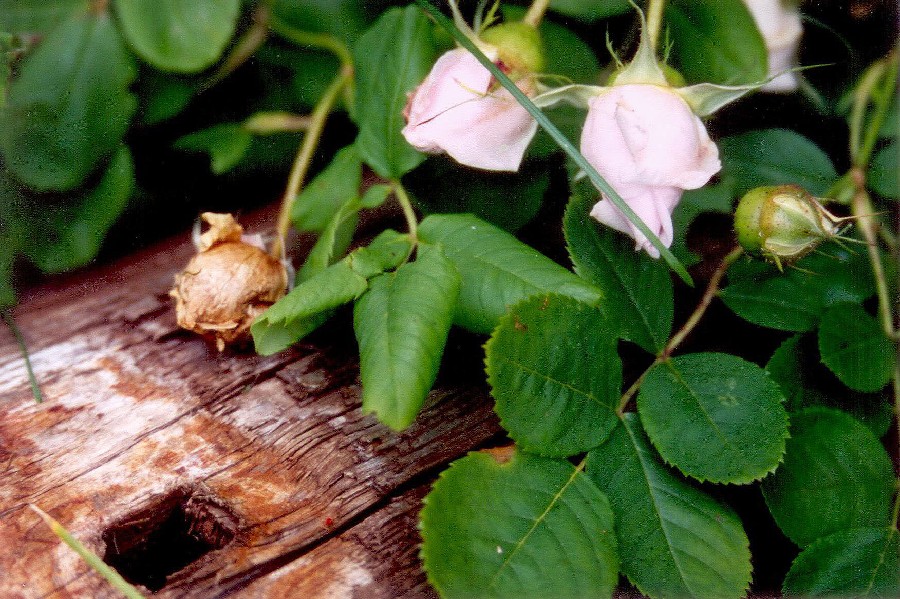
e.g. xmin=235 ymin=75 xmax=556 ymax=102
xmin=0 ymin=211 xmax=500 ymax=598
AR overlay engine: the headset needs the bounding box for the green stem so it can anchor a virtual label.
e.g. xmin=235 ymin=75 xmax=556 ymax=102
xmin=616 ymin=246 xmax=742 ymax=416
xmin=646 ymin=0 xmax=666 ymax=52
xmin=523 ymin=0 xmax=551 ymax=27
xmin=849 ymin=51 xmax=898 ymax=168
xmin=201 ymin=3 xmax=271 ymax=92
xmin=270 ymin=65 xmax=352 ymax=259
xmin=850 ymin=171 xmax=895 ymax=339
xmin=30 ymin=505 xmax=146 ymax=599
xmin=269 ymin=17 xmax=354 ymax=68
xmin=412 ymin=0 xmax=692 ymax=286
xmin=2 ymin=309 xmax=42 ymax=403
xmin=391 ymin=180 xmax=419 ymax=244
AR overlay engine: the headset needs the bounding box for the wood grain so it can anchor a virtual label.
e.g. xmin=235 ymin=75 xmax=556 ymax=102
xmin=0 ymin=211 xmax=501 ymax=598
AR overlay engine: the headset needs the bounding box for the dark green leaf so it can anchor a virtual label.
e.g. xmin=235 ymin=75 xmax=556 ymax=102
xmin=638 ymin=353 xmax=788 ymax=484
xmin=360 ymin=184 xmax=391 ymax=209
xmin=485 ymin=294 xmax=620 ymax=457
xmin=422 ymin=449 xmax=619 ymax=599
xmin=564 ymin=193 xmax=673 ymax=352
xmin=721 ymin=248 xmax=875 ymax=332
xmin=354 ymin=244 xmax=458 ymax=430
xmin=719 ymin=129 xmax=838 ymax=196
xmin=0 ymin=0 xmax=86 ymax=34
xmin=818 ymin=303 xmax=893 ymax=393
xmin=548 ymin=0 xmax=631 ymax=21
xmin=0 ymin=11 xmax=137 ymax=191
xmin=869 ymin=142 xmax=898 ymax=199
xmin=251 ymin=230 xmax=411 ymax=355
xmin=18 ymin=146 xmax=132 ymax=273
xmin=271 ymin=0 xmax=366 ymax=43
xmin=173 ymin=124 xmax=252 ymax=174
xmin=353 ymin=6 xmax=436 ymax=178
xmin=767 ymin=334 xmax=893 ymax=437
xmin=587 ymin=415 xmax=752 ymax=599
xmin=670 ymin=183 xmax=734 ymax=266
xmin=404 ymin=157 xmax=549 ymax=232
xmin=418 ymin=213 xmax=603 ymax=334
xmin=761 ymin=407 xmax=895 ymax=547
xmin=113 ymin=0 xmax=240 ymax=73
xmin=784 ymin=527 xmax=900 ymax=597
xmin=665 ymin=0 xmax=767 ymax=85
xmin=297 ymin=198 xmax=360 ymax=283
xmin=139 ymin=72 xmax=196 ymax=125
xmin=291 ymin=145 xmax=361 ymax=232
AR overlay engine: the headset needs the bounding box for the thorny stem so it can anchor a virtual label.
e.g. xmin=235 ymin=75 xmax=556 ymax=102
xmin=269 ymin=61 xmax=353 ymax=260
xmin=391 ymin=181 xmax=419 ymax=244
xmin=523 ymin=0 xmax=551 ymax=27
xmin=646 ymin=0 xmax=667 ymax=52
xmin=616 ymin=246 xmax=742 ymax=416
xmin=2 ymin=310 xmax=42 ymax=403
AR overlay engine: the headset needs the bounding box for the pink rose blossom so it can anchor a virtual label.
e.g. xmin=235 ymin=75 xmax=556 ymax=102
xmin=402 ymin=48 xmax=538 ymax=172
xmin=581 ymin=84 xmax=720 ymax=257
xmin=744 ymin=0 xmax=803 ymax=92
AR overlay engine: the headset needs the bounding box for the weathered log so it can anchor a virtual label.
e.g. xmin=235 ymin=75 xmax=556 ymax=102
xmin=0 ymin=211 xmax=500 ymax=598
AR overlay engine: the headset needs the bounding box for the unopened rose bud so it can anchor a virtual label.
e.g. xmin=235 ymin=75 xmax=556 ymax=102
xmin=480 ymin=21 xmax=545 ymax=75
xmin=734 ymin=185 xmax=847 ymax=269
xmin=170 ymin=213 xmax=288 ymax=351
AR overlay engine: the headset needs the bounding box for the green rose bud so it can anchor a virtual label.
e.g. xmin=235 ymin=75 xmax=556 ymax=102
xmin=480 ymin=21 xmax=545 ymax=75
xmin=734 ymin=184 xmax=850 ymax=270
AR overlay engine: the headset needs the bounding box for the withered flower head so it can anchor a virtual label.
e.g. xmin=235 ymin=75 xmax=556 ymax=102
xmin=170 ymin=213 xmax=288 ymax=351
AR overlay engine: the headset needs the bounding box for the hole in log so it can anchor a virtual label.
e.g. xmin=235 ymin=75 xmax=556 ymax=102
xmin=101 ymin=486 xmax=239 ymax=592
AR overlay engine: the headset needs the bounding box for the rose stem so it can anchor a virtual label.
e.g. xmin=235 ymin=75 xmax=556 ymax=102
xmin=616 ymin=246 xmax=742 ymax=416
xmin=646 ymin=0 xmax=667 ymax=52
xmin=523 ymin=0 xmax=551 ymax=27
xmin=391 ymin=181 xmax=419 ymax=244
xmin=266 ymin=22 xmax=354 ymax=260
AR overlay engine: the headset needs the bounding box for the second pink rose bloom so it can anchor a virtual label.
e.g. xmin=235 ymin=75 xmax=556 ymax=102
xmin=581 ymin=83 xmax=721 ymax=257
xmin=402 ymin=47 xmax=538 ymax=172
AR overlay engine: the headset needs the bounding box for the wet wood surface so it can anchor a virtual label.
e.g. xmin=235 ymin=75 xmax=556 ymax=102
xmin=0 ymin=210 xmax=502 ymax=598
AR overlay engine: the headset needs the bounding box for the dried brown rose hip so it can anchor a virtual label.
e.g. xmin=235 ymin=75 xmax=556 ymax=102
xmin=170 ymin=213 xmax=287 ymax=351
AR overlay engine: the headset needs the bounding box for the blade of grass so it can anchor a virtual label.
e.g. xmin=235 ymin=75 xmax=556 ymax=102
xmin=29 ymin=505 xmax=146 ymax=599
xmin=2 ymin=309 xmax=43 ymax=403
xmin=412 ymin=0 xmax=693 ymax=285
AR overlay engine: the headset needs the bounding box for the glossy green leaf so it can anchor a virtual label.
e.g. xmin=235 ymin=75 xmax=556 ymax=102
xmin=353 ymin=6 xmax=436 ymax=178
xmin=0 ymin=11 xmax=137 ymax=191
xmin=360 ymin=184 xmax=391 ymax=209
xmin=869 ymin=141 xmax=898 ymax=199
xmin=139 ymin=72 xmax=196 ymax=125
xmin=113 ymin=0 xmax=240 ymax=72
xmin=719 ymin=129 xmax=838 ymax=196
xmin=354 ymin=244 xmax=459 ymax=430
xmin=292 ymin=145 xmax=362 ymax=233
xmin=665 ymin=0 xmax=767 ymax=85
xmin=0 ymin=0 xmax=86 ymax=34
xmin=818 ymin=303 xmax=893 ymax=393
xmin=564 ymin=193 xmax=673 ymax=352
xmin=485 ymin=294 xmax=620 ymax=457
xmin=637 ymin=353 xmax=788 ymax=484
xmin=297 ymin=198 xmax=360 ymax=283
xmin=422 ymin=449 xmax=619 ymax=599
xmin=18 ymin=146 xmax=133 ymax=274
xmin=783 ymin=527 xmax=900 ymax=597
xmin=173 ymin=124 xmax=252 ymax=174
xmin=252 ymin=230 xmax=411 ymax=355
xmin=762 ymin=407 xmax=895 ymax=547
xmin=721 ymin=248 xmax=875 ymax=332
xmin=548 ymin=0 xmax=631 ymax=20
xmin=587 ymin=415 xmax=752 ymax=599
xmin=767 ymin=334 xmax=892 ymax=437
xmin=270 ymin=0 xmax=366 ymax=43
xmin=418 ymin=214 xmax=603 ymax=334
xmin=404 ymin=157 xmax=549 ymax=232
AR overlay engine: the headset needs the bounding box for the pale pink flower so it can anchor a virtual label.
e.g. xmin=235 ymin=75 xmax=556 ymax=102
xmin=744 ymin=0 xmax=803 ymax=92
xmin=581 ymin=84 xmax=720 ymax=257
xmin=402 ymin=48 xmax=538 ymax=172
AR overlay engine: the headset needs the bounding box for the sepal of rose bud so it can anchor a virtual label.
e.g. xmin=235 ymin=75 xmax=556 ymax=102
xmin=170 ymin=213 xmax=288 ymax=351
xmin=480 ymin=21 xmax=545 ymax=75
xmin=734 ymin=185 xmax=846 ymax=269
